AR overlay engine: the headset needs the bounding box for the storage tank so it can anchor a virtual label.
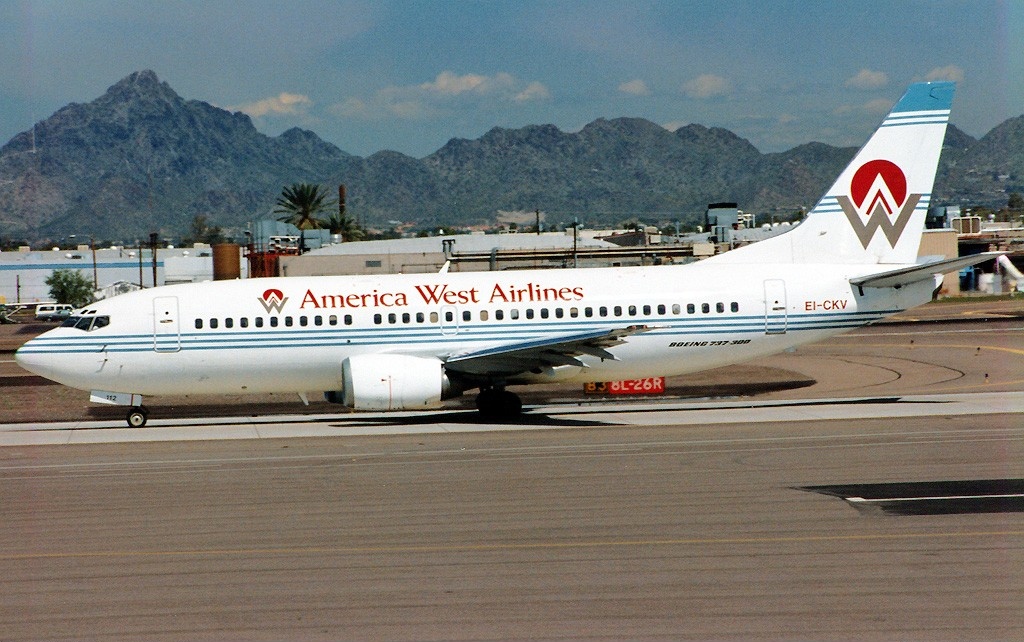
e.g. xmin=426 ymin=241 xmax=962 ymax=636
xmin=212 ymin=243 xmax=241 ymax=280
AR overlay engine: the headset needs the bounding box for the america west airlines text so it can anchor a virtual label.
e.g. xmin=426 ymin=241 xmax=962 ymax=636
xmin=299 ymin=282 xmax=586 ymax=309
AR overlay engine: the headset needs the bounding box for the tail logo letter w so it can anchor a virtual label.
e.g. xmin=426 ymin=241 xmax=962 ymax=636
xmin=838 ymin=159 xmax=921 ymax=249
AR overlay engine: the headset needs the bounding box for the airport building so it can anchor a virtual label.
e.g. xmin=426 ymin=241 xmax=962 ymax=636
xmin=3 ymin=213 xmax=1022 ymax=305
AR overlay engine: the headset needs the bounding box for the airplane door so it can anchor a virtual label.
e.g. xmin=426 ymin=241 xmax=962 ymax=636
xmin=439 ymin=305 xmax=459 ymax=336
xmin=763 ymin=280 xmax=787 ymax=335
xmin=153 ymin=296 xmax=181 ymax=352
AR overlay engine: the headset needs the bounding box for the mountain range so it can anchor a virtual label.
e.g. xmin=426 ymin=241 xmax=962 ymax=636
xmin=1 ymin=70 xmax=1021 ymax=244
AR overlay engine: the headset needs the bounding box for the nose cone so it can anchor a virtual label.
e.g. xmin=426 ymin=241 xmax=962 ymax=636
xmin=15 ymin=336 xmax=56 ymax=378
xmin=14 ymin=331 xmax=80 ymax=386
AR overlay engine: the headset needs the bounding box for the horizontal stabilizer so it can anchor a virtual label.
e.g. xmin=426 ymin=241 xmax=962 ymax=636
xmin=850 ymin=252 xmax=1002 ymax=289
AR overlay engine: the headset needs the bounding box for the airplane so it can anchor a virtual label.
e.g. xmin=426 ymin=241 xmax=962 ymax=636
xmin=15 ymin=81 xmax=998 ymax=428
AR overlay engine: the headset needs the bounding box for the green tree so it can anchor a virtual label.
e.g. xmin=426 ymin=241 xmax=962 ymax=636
xmin=324 ymin=209 xmax=366 ymax=242
xmin=1008 ymin=192 xmax=1024 ymax=211
xmin=274 ymin=183 xmax=333 ymax=253
xmin=183 ymin=214 xmax=225 ymax=245
xmin=46 ymin=269 xmax=94 ymax=308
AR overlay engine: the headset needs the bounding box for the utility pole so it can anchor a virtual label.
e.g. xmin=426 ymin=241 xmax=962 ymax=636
xmin=150 ymin=232 xmax=159 ymax=288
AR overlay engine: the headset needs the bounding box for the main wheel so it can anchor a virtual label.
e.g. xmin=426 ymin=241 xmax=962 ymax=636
xmin=476 ymin=388 xmax=523 ymax=419
xmin=127 ymin=406 xmax=149 ymax=428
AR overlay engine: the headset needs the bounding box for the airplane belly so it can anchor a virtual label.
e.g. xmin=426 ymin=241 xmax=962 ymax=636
xmin=96 ymin=346 xmax=346 ymax=396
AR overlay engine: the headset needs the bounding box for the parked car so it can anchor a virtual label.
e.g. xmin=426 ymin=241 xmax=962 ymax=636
xmin=35 ymin=304 xmax=74 ymax=321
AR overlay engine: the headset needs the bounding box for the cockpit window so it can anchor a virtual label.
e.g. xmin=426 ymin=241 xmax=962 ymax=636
xmin=62 ymin=315 xmax=111 ymax=332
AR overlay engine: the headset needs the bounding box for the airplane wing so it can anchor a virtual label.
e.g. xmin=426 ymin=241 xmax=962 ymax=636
xmin=443 ymin=325 xmax=652 ymax=377
xmin=850 ymin=252 xmax=1002 ymax=289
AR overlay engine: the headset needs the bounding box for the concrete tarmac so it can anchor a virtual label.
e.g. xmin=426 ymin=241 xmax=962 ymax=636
xmin=0 ymin=306 xmax=1022 ymax=640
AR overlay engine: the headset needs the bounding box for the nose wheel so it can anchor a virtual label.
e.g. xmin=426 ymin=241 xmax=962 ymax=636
xmin=127 ymin=406 xmax=150 ymax=428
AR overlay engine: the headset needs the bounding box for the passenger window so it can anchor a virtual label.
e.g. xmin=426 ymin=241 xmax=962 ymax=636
xmin=613 ymin=306 xmax=622 ymax=316
xmin=284 ymin=316 xmax=293 ymax=327
xmin=388 ymin=313 xmax=397 ymax=324
xmin=526 ymin=309 xmax=535 ymax=319
xmin=210 ymin=318 xmax=219 ymax=329
xmin=445 ymin=311 xmax=454 ymax=322
xmin=374 ymin=314 xmax=382 ymax=325
xmin=702 ymin=303 xmax=710 ymax=314
xmin=240 ymin=317 xmax=248 ymax=328
xmin=643 ymin=305 xmax=651 ymax=315
xmin=344 ymin=315 xmax=353 ymax=325
xmin=225 ymin=318 xmax=234 ymax=328
xmin=716 ymin=302 xmax=725 ymax=313
xmin=328 ymin=315 xmax=337 ymax=326
xmin=402 ymin=312 xmax=411 ymax=323
xmin=657 ymin=304 xmax=666 ymax=315
xmin=494 ymin=310 xmax=504 ymax=321
xmin=430 ymin=312 xmax=439 ymax=323
xmin=416 ymin=312 xmax=425 ymax=323
xmin=256 ymin=317 xmax=264 ymax=328
xmin=510 ymin=309 xmax=519 ymax=320
xmin=480 ymin=310 xmax=489 ymax=321
xmin=672 ymin=304 xmax=681 ymax=315
xmin=314 ymin=315 xmax=323 ymax=326
xmin=687 ymin=304 xmax=695 ymax=314
xmin=555 ymin=308 xmax=564 ymax=318
xmin=462 ymin=310 xmax=471 ymax=321
xmin=195 ymin=319 xmax=203 ymax=329
xmin=570 ymin=307 xmax=579 ymax=318
xmin=731 ymin=302 xmax=739 ymax=313
xmin=269 ymin=317 xmax=278 ymax=327
xmin=540 ymin=308 xmax=549 ymax=319
xmin=585 ymin=307 xmax=593 ymax=317
xmin=628 ymin=305 xmax=637 ymax=316
xmin=299 ymin=316 xmax=308 ymax=327
xmin=599 ymin=307 xmax=608 ymax=317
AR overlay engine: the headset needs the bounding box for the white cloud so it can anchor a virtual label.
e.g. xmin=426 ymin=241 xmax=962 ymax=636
xmin=515 ymin=81 xmax=551 ymax=103
xmin=833 ymin=98 xmax=893 ymax=116
xmin=619 ymin=79 xmax=651 ymax=96
xmin=332 ymin=71 xmax=549 ymax=120
xmin=845 ymin=69 xmax=888 ymax=90
xmin=682 ymin=74 xmax=730 ymax=99
xmin=862 ymin=98 xmax=894 ymax=114
xmin=925 ymin=65 xmax=965 ymax=82
xmin=661 ymin=120 xmax=688 ymax=132
xmin=231 ymin=92 xmax=311 ymax=118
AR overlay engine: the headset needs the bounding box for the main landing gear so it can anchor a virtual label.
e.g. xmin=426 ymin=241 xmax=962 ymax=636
xmin=475 ymin=387 xmax=522 ymax=419
xmin=127 ymin=406 xmax=150 ymax=428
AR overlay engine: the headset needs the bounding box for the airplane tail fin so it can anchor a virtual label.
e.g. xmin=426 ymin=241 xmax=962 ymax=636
xmin=709 ymin=81 xmax=955 ymax=265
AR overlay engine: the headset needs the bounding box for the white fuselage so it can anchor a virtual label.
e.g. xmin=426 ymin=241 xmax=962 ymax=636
xmin=15 ymin=261 xmax=934 ymax=398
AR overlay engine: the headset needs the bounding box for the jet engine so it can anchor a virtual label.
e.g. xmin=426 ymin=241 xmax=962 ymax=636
xmin=324 ymin=354 xmax=456 ymax=411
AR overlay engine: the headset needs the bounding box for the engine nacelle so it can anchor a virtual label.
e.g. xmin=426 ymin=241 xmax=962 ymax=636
xmin=329 ymin=354 xmax=450 ymax=411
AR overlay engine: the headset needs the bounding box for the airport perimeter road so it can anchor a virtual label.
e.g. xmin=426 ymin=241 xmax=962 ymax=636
xmin=1 ymin=410 xmax=1022 ymax=640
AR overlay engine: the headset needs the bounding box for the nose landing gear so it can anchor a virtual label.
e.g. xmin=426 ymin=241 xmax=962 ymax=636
xmin=127 ymin=406 xmax=150 ymax=428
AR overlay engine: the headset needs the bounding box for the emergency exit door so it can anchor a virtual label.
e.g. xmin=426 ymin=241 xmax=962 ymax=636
xmin=153 ymin=296 xmax=181 ymax=352
xmin=763 ymin=280 xmax=788 ymax=335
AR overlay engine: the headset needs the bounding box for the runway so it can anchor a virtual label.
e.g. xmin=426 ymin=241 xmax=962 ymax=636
xmin=1 ymin=410 xmax=1022 ymax=640
xmin=0 ymin=311 xmax=1022 ymax=639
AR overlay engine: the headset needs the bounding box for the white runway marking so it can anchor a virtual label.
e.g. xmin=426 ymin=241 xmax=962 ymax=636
xmin=0 ymin=391 xmax=1021 ymax=447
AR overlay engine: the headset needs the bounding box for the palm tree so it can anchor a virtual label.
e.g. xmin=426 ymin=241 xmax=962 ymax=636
xmin=274 ymin=183 xmax=333 ymax=253
xmin=324 ymin=210 xmax=366 ymax=242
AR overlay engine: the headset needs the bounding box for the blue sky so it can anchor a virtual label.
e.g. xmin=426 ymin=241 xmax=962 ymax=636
xmin=1 ymin=0 xmax=1020 ymax=158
